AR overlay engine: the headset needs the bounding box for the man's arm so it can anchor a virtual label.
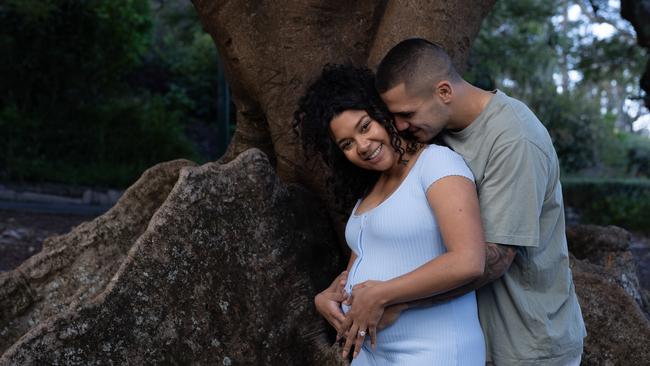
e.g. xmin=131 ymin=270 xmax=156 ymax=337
xmin=403 ymin=242 xmax=516 ymax=308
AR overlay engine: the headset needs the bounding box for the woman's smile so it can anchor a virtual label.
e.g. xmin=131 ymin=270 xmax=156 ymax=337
xmin=364 ymin=144 xmax=383 ymax=161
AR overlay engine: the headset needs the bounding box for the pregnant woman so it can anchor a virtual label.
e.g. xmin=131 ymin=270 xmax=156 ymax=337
xmin=294 ymin=64 xmax=486 ymax=365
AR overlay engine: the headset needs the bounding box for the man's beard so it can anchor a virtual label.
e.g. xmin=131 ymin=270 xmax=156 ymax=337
xmin=399 ymin=127 xmax=445 ymax=144
xmin=398 ymin=129 xmax=419 ymax=142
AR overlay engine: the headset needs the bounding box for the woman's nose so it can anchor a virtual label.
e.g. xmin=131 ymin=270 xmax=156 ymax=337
xmin=357 ymin=138 xmax=371 ymax=153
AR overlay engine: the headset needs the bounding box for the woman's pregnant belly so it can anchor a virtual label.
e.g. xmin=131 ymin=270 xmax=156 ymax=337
xmin=344 ymin=243 xmax=438 ymax=300
xmin=341 ymin=255 xmax=485 ymax=362
xmin=342 ymin=291 xmax=485 ymax=364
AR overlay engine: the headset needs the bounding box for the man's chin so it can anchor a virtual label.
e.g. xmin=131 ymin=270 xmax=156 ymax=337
xmin=414 ymin=134 xmax=431 ymax=143
xmin=398 ymin=130 xmax=420 ymax=143
xmin=419 ymin=128 xmax=446 ymax=143
xmin=399 ymin=129 xmax=436 ymax=143
xmin=413 ymin=131 xmax=436 ymax=143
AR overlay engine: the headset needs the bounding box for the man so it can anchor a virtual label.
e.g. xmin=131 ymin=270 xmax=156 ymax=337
xmin=365 ymin=38 xmax=586 ymax=365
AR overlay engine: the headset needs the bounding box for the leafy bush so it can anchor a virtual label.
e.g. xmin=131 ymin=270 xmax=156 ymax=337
xmin=1 ymin=95 xmax=197 ymax=187
xmin=530 ymin=90 xmax=604 ymax=172
xmin=0 ymin=0 xmax=204 ymax=187
xmin=0 ymin=0 xmax=151 ymax=110
xmin=622 ymin=133 xmax=650 ymax=178
xmin=562 ymin=178 xmax=650 ymax=232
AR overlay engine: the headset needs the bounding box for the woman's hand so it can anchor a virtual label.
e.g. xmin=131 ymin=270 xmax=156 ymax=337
xmin=339 ymin=280 xmax=386 ymax=358
xmin=315 ymin=290 xmax=347 ymax=335
xmin=314 ymin=271 xmax=349 ymax=336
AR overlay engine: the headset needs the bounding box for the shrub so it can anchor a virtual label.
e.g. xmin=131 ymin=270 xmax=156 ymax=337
xmin=622 ymin=134 xmax=650 ymax=178
xmin=0 ymin=95 xmax=197 ymax=187
xmin=562 ymin=178 xmax=650 ymax=233
xmin=0 ymin=0 xmax=202 ymax=187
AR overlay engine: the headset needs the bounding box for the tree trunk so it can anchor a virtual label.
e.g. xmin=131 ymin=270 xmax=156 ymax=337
xmin=621 ymin=0 xmax=650 ymax=109
xmin=191 ymin=0 xmax=496 ymax=238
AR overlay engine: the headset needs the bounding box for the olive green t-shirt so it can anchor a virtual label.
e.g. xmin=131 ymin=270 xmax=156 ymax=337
xmin=442 ymin=90 xmax=586 ymax=365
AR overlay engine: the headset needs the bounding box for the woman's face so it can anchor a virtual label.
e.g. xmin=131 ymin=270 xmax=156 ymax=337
xmin=329 ymin=110 xmax=398 ymax=172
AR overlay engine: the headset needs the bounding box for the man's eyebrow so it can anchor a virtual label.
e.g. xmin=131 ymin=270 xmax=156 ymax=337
xmin=336 ymin=114 xmax=368 ymax=145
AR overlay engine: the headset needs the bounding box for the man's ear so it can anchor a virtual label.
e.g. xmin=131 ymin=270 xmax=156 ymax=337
xmin=435 ymin=81 xmax=453 ymax=104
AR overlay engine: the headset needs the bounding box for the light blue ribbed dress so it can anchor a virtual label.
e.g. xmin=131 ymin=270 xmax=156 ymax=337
xmin=342 ymin=144 xmax=486 ymax=366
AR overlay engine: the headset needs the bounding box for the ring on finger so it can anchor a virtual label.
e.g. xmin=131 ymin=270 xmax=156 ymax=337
xmin=358 ymin=329 xmax=367 ymax=337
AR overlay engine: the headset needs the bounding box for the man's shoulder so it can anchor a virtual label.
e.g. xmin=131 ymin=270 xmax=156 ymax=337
xmin=484 ymin=92 xmax=554 ymax=154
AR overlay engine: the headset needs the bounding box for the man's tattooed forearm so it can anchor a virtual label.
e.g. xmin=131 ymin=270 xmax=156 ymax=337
xmin=403 ymin=243 xmax=517 ymax=309
xmin=484 ymin=243 xmax=517 ymax=282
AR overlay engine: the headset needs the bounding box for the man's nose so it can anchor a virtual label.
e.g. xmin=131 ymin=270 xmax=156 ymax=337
xmin=395 ymin=118 xmax=410 ymax=131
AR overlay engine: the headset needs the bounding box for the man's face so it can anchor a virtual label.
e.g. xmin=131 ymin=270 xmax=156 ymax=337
xmin=380 ymin=83 xmax=449 ymax=142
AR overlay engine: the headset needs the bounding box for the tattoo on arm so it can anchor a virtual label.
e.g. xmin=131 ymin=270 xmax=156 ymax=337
xmin=483 ymin=243 xmax=517 ymax=283
xmin=404 ymin=243 xmax=517 ymax=309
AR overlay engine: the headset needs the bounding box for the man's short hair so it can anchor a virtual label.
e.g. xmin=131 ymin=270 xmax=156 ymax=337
xmin=376 ymin=38 xmax=461 ymax=95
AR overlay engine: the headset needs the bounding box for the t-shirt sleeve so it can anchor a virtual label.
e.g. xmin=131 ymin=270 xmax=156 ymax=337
xmin=419 ymin=146 xmax=475 ymax=193
xmin=479 ymin=139 xmax=548 ymax=247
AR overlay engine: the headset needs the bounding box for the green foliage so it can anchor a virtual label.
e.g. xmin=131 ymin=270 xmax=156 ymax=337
xmin=577 ymin=37 xmax=645 ymax=86
xmin=620 ymin=133 xmax=650 ymax=177
xmin=563 ymin=178 xmax=650 ymax=232
xmin=465 ymin=0 xmax=560 ymax=96
xmin=1 ymin=95 xmax=195 ymax=187
xmin=154 ymin=12 xmax=220 ymax=123
xmin=0 ymin=0 xmax=203 ymax=187
xmin=1 ymin=0 xmax=151 ymax=109
xmin=528 ymin=89 xmax=604 ymax=171
xmin=128 ymin=1 xmax=224 ymax=158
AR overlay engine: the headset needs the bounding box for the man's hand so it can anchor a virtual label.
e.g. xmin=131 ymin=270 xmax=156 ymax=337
xmin=339 ymin=280 xmax=386 ymax=358
xmin=377 ymin=303 xmax=408 ymax=330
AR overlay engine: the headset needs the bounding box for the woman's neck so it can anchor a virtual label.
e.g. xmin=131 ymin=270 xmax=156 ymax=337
xmin=383 ymin=144 xmax=424 ymax=179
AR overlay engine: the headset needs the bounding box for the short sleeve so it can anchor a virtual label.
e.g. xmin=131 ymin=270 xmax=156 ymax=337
xmin=479 ymin=139 xmax=548 ymax=247
xmin=419 ymin=145 xmax=475 ymax=193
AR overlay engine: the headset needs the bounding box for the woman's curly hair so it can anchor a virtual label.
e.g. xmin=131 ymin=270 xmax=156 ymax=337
xmin=293 ymin=63 xmax=419 ymax=201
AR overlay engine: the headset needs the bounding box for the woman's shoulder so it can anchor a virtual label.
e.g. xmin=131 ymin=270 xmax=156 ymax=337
xmin=420 ymin=144 xmax=466 ymax=164
xmin=417 ymin=144 xmax=474 ymax=186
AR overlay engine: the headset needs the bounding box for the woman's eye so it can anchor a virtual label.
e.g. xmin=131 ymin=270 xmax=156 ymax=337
xmin=341 ymin=142 xmax=352 ymax=150
xmin=360 ymin=120 xmax=371 ymax=132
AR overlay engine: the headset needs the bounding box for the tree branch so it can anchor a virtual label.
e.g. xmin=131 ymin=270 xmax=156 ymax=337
xmin=576 ymin=0 xmax=636 ymax=43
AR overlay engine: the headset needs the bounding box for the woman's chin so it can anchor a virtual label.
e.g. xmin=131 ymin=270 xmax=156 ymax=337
xmin=363 ymin=159 xmax=393 ymax=172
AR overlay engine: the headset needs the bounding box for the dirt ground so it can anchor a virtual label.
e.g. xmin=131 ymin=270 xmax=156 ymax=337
xmin=0 ymin=210 xmax=96 ymax=272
